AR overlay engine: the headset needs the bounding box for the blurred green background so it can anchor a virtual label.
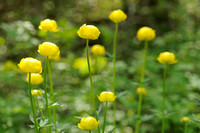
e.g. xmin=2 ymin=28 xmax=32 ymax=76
xmin=0 ymin=0 xmax=200 ymax=132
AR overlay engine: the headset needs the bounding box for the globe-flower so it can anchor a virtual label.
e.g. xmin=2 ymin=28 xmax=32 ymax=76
xmin=49 ymin=50 xmax=60 ymax=61
xmin=98 ymin=91 xmax=116 ymax=102
xmin=136 ymin=87 xmax=147 ymax=95
xmin=77 ymin=24 xmax=100 ymax=40
xmin=38 ymin=42 xmax=59 ymax=56
xmin=180 ymin=117 xmax=190 ymax=123
xmin=137 ymin=27 xmax=156 ymax=41
xmin=39 ymin=19 xmax=59 ymax=32
xmin=18 ymin=57 xmax=42 ymax=73
xmin=31 ymin=90 xmax=43 ymax=96
xmin=78 ymin=116 xmax=99 ymax=130
xmin=26 ymin=73 xmax=43 ymax=85
xmin=157 ymin=52 xmax=178 ymax=64
xmin=91 ymin=44 xmax=106 ymax=56
xmin=109 ymin=9 xmax=127 ymax=23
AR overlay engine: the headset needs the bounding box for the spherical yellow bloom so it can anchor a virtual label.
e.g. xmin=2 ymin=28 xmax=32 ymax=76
xmin=137 ymin=27 xmax=156 ymax=41
xmin=157 ymin=52 xmax=178 ymax=64
xmin=38 ymin=42 xmax=59 ymax=56
xmin=39 ymin=19 xmax=59 ymax=32
xmin=26 ymin=73 xmax=43 ymax=85
xmin=109 ymin=9 xmax=127 ymax=23
xmin=49 ymin=50 xmax=60 ymax=61
xmin=31 ymin=90 xmax=43 ymax=96
xmin=91 ymin=44 xmax=106 ymax=56
xmin=180 ymin=117 xmax=190 ymax=123
xmin=136 ymin=87 xmax=147 ymax=95
xmin=77 ymin=24 xmax=100 ymax=40
xmin=97 ymin=91 xmax=116 ymax=102
xmin=78 ymin=116 xmax=99 ymax=130
xmin=18 ymin=57 xmax=42 ymax=73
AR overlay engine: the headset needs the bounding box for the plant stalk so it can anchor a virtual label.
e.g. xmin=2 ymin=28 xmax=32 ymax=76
xmin=162 ymin=64 xmax=167 ymax=133
xmin=102 ymin=102 xmax=108 ymax=133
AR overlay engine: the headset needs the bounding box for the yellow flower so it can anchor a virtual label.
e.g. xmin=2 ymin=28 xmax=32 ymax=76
xmin=91 ymin=44 xmax=106 ymax=56
xmin=31 ymin=90 xmax=43 ymax=96
xmin=77 ymin=24 xmax=100 ymax=40
xmin=78 ymin=116 xmax=99 ymax=130
xmin=136 ymin=87 xmax=147 ymax=95
xmin=180 ymin=117 xmax=190 ymax=123
xmin=39 ymin=19 xmax=59 ymax=32
xmin=38 ymin=42 xmax=59 ymax=56
xmin=97 ymin=91 xmax=116 ymax=102
xmin=109 ymin=9 xmax=127 ymax=23
xmin=26 ymin=73 xmax=43 ymax=85
xmin=157 ymin=52 xmax=178 ymax=64
xmin=49 ymin=50 xmax=61 ymax=61
xmin=18 ymin=57 xmax=42 ymax=73
xmin=137 ymin=27 xmax=156 ymax=41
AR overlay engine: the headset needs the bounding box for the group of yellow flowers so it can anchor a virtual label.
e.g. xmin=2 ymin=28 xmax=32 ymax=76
xmin=17 ymin=8 xmax=190 ymax=133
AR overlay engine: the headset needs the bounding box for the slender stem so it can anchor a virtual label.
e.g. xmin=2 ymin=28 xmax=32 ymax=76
xmin=48 ymin=60 xmax=58 ymax=132
xmin=135 ymin=41 xmax=148 ymax=133
xmin=113 ymin=22 xmax=118 ymax=129
xmin=140 ymin=41 xmax=148 ymax=87
xmin=184 ymin=123 xmax=188 ymax=133
xmin=28 ymin=73 xmax=39 ymax=133
xmin=135 ymin=94 xmax=143 ymax=133
xmin=86 ymin=39 xmax=100 ymax=133
xmin=102 ymin=102 xmax=108 ymax=133
xmin=44 ymin=56 xmax=52 ymax=132
xmin=162 ymin=64 xmax=167 ymax=133
xmin=36 ymin=95 xmax=45 ymax=120
xmin=88 ymin=130 xmax=92 ymax=133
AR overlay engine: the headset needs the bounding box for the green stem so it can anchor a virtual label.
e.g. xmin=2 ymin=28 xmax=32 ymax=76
xmin=140 ymin=41 xmax=148 ymax=87
xmin=44 ymin=56 xmax=52 ymax=132
xmin=113 ymin=22 xmax=118 ymax=129
xmin=36 ymin=95 xmax=45 ymax=120
xmin=162 ymin=64 xmax=167 ymax=133
xmin=48 ymin=60 xmax=58 ymax=132
xmin=135 ymin=94 xmax=143 ymax=133
xmin=28 ymin=73 xmax=39 ymax=133
xmin=86 ymin=39 xmax=100 ymax=133
xmin=88 ymin=130 xmax=92 ymax=133
xmin=135 ymin=41 xmax=148 ymax=133
xmin=102 ymin=102 xmax=108 ymax=133
xmin=184 ymin=123 xmax=188 ymax=133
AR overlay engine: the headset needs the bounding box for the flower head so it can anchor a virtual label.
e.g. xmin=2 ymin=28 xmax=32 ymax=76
xmin=91 ymin=44 xmax=106 ymax=56
xmin=26 ymin=73 xmax=43 ymax=85
xmin=31 ymin=90 xmax=43 ymax=96
xmin=49 ymin=50 xmax=60 ymax=61
xmin=38 ymin=42 xmax=59 ymax=56
xmin=78 ymin=116 xmax=99 ymax=130
xmin=109 ymin=9 xmax=127 ymax=23
xmin=157 ymin=52 xmax=178 ymax=64
xmin=136 ymin=87 xmax=147 ymax=95
xmin=98 ymin=91 xmax=116 ymax=102
xmin=39 ymin=19 xmax=59 ymax=32
xmin=180 ymin=117 xmax=190 ymax=123
xmin=18 ymin=57 xmax=42 ymax=73
xmin=77 ymin=24 xmax=100 ymax=40
xmin=137 ymin=27 xmax=156 ymax=41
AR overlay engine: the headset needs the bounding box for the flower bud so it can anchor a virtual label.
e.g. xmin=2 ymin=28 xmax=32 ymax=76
xmin=157 ymin=52 xmax=178 ymax=64
xmin=26 ymin=73 xmax=43 ymax=85
xmin=18 ymin=57 xmax=42 ymax=73
xmin=31 ymin=90 xmax=43 ymax=96
xmin=77 ymin=24 xmax=100 ymax=40
xmin=137 ymin=27 xmax=156 ymax=41
xmin=91 ymin=44 xmax=106 ymax=56
xmin=98 ymin=91 xmax=116 ymax=102
xmin=180 ymin=117 xmax=190 ymax=123
xmin=136 ymin=87 xmax=147 ymax=95
xmin=78 ymin=116 xmax=99 ymax=130
xmin=39 ymin=19 xmax=59 ymax=32
xmin=38 ymin=42 xmax=59 ymax=56
xmin=109 ymin=9 xmax=127 ymax=23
